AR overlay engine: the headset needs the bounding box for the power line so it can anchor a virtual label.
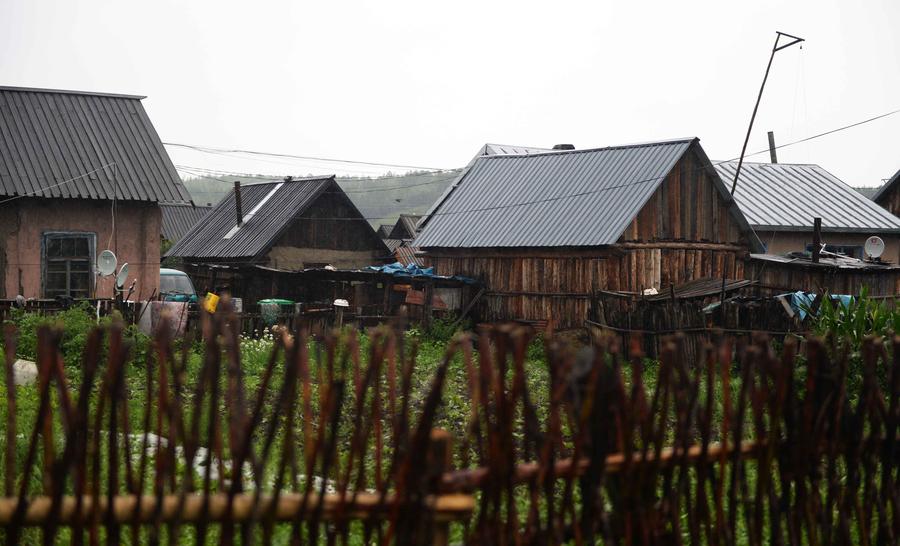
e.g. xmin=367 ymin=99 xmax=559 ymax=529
xmin=743 ymin=108 xmax=900 ymax=159
xmin=164 ymin=141 xmax=445 ymax=172
xmin=176 ymin=164 xmax=461 ymax=193
xmin=172 ymin=106 xmax=900 ymax=223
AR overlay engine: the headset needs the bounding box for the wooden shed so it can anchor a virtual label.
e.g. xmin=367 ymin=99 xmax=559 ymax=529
xmin=415 ymin=138 xmax=762 ymax=328
xmin=745 ymin=253 xmax=900 ymax=297
xmin=167 ymin=176 xmax=391 ymax=305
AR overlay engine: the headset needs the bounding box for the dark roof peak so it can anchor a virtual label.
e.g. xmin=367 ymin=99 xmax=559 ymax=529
xmin=0 ymin=85 xmax=146 ymax=100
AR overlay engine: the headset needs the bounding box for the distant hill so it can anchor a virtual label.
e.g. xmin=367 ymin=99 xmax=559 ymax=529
xmin=181 ymin=169 xmax=460 ymax=227
xmin=855 ymin=186 xmax=880 ymax=199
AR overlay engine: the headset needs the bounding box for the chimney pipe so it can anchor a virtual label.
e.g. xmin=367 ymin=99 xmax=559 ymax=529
xmin=812 ymin=217 xmax=822 ymax=263
xmin=552 ymin=144 xmax=575 ymax=150
xmin=767 ymin=131 xmax=778 ymax=164
xmin=234 ymin=181 xmax=243 ymax=226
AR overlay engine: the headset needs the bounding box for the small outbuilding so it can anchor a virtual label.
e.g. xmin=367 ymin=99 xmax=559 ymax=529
xmin=166 ymin=176 xmax=391 ymax=304
xmin=415 ymin=138 xmax=761 ymax=328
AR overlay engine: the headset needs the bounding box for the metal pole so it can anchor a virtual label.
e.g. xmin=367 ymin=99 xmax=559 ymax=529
xmin=730 ymin=32 xmax=804 ymax=194
xmin=767 ymin=131 xmax=778 ymax=164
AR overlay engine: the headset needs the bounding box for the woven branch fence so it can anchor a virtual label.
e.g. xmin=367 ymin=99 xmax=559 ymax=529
xmin=1 ymin=304 xmax=899 ymax=545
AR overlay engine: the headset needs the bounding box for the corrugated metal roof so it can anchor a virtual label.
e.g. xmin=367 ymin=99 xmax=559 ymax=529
xmin=394 ymin=244 xmax=422 ymax=266
xmin=167 ymin=177 xmax=335 ymax=260
xmin=0 ymin=86 xmax=192 ymax=203
xmin=873 ymin=167 xmax=900 ymax=204
xmin=416 ymin=138 xmax=697 ymax=248
xmin=383 ymin=238 xmax=403 ymax=252
xmin=388 ymin=214 xmax=421 ymax=239
xmin=420 ymin=143 xmax=552 ymax=223
xmin=377 ymin=224 xmax=393 ymax=238
xmin=160 ymin=204 xmax=212 ymax=243
xmin=716 ymin=161 xmax=900 ymax=233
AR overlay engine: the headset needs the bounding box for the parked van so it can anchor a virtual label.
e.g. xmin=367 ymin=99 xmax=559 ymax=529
xmin=159 ymin=268 xmax=198 ymax=303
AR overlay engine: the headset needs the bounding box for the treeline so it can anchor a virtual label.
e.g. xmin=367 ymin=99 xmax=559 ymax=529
xmin=181 ymin=169 xmax=460 ymax=227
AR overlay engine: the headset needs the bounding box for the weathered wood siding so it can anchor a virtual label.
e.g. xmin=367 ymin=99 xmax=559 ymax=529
xmin=876 ymin=185 xmax=900 ymax=219
xmin=427 ymin=247 xmax=746 ymax=328
xmin=268 ymin=190 xmax=388 ymax=270
xmin=620 ymin=147 xmax=743 ymax=244
xmin=745 ymin=258 xmax=900 ymax=297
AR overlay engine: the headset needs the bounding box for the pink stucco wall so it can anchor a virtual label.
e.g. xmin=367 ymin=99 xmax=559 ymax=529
xmin=0 ymin=198 xmax=161 ymax=299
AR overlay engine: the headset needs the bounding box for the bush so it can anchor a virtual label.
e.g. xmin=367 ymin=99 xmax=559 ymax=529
xmin=6 ymin=303 xmax=150 ymax=367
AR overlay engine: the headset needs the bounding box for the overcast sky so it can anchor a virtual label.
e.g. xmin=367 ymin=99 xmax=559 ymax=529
xmin=2 ymin=0 xmax=899 ymax=186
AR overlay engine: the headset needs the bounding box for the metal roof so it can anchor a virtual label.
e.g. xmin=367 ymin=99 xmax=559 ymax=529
xmin=420 ymin=143 xmax=552 ymax=223
xmin=716 ymin=161 xmax=900 ymax=233
xmin=388 ymin=214 xmax=421 ymax=240
xmin=394 ymin=244 xmax=422 ymax=266
xmin=873 ymin=167 xmax=900 ymax=204
xmin=0 ymin=86 xmax=191 ymax=203
xmin=160 ymin=203 xmax=212 ymax=243
xmin=167 ymin=177 xmax=336 ymax=260
xmin=416 ymin=138 xmax=700 ymax=248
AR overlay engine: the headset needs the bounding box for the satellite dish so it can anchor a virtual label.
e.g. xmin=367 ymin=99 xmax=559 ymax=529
xmin=96 ymin=250 xmax=117 ymax=276
xmin=865 ymin=236 xmax=885 ymax=259
xmin=115 ymin=263 xmax=129 ymax=290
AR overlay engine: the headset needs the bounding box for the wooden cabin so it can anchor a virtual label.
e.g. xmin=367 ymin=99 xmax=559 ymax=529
xmin=167 ymin=176 xmax=391 ymax=305
xmin=415 ymin=138 xmax=762 ymax=328
xmin=717 ymin=161 xmax=900 ymax=260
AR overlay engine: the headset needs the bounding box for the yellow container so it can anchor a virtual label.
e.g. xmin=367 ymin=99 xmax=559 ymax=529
xmin=204 ymin=293 xmax=220 ymax=314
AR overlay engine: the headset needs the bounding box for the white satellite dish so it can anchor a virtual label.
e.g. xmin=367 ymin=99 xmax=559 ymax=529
xmin=865 ymin=236 xmax=885 ymax=259
xmin=115 ymin=263 xmax=129 ymax=290
xmin=96 ymin=250 xmax=118 ymax=276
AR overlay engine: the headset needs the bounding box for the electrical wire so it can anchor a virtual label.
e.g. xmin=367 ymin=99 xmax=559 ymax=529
xmin=163 ymin=141 xmax=445 ymax=172
xmin=168 ymin=106 xmax=900 ymax=224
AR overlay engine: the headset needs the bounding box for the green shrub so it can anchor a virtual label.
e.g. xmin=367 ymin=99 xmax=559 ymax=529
xmin=5 ymin=303 xmax=150 ymax=368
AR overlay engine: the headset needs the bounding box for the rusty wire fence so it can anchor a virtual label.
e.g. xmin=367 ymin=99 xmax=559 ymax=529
xmin=1 ymin=303 xmax=899 ymax=545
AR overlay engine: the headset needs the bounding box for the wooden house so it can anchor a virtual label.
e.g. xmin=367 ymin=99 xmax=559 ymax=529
xmin=0 ymin=86 xmax=192 ymax=299
xmin=873 ymin=168 xmax=900 ymax=217
xmin=166 ymin=176 xmax=391 ymax=304
xmin=717 ymin=161 xmax=900 ymax=260
xmin=415 ymin=138 xmax=762 ymax=328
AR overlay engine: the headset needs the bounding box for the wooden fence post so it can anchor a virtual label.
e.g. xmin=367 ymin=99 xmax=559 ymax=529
xmin=430 ymin=428 xmax=452 ymax=546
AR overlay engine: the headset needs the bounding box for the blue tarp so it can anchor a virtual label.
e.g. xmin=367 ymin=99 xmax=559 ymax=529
xmin=784 ymin=291 xmax=852 ymax=320
xmin=366 ymin=262 xmax=479 ymax=284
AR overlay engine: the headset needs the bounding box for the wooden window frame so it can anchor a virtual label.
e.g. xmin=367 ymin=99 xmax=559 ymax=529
xmin=41 ymin=231 xmax=96 ymax=299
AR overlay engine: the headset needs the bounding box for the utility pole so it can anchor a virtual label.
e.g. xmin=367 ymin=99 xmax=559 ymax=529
xmin=731 ymin=31 xmax=804 ymax=194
